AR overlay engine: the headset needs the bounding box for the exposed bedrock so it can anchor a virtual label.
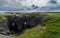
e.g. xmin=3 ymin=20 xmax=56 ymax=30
xmin=0 ymin=14 xmax=48 ymax=35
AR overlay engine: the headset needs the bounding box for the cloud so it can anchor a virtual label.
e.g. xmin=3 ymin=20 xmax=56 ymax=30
xmin=0 ymin=0 xmax=60 ymax=12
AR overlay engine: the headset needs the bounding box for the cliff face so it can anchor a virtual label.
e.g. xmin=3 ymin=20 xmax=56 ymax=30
xmin=0 ymin=14 xmax=48 ymax=35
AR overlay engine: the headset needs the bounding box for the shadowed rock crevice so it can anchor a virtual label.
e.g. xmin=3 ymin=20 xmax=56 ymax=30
xmin=0 ymin=14 xmax=48 ymax=35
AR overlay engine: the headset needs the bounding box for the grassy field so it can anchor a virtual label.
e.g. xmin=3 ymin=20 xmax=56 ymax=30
xmin=40 ymin=13 xmax=60 ymax=38
xmin=0 ymin=14 xmax=15 ymax=19
xmin=0 ymin=13 xmax=60 ymax=38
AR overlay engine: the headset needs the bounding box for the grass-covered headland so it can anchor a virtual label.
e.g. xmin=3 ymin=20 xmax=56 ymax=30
xmin=0 ymin=13 xmax=60 ymax=38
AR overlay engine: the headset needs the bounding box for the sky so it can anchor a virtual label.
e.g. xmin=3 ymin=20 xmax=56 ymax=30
xmin=0 ymin=0 xmax=60 ymax=13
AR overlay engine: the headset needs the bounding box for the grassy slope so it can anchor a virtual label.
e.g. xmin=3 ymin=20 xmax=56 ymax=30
xmin=40 ymin=13 xmax=60 ymax=38
xmin=16 ymin=13 xmax=60 ymax=38
xmin=16 ymin=25 xmax=45 ymax=38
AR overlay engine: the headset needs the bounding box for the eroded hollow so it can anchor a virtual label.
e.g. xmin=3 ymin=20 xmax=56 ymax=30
xmin=3 ymin=14 xmax=48 ymax=35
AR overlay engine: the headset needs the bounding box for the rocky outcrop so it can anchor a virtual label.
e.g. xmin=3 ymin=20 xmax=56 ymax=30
xmin=0 ymin=14 xmax=48 ymax=35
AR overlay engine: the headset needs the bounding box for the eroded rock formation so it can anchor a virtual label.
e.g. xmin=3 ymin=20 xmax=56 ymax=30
xmin=0 ymin=14 xmax=48 ymax=35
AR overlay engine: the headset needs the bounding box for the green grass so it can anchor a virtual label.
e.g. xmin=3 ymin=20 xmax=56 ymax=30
xmin=40 ymin=13 xmax=60 ymax=38
xmin=0 ymin=14 xmax=15 ymax=19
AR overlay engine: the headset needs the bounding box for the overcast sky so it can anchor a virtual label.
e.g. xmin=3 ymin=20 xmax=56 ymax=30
xmin=0 ymin=0 xmax=60 ymax=12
